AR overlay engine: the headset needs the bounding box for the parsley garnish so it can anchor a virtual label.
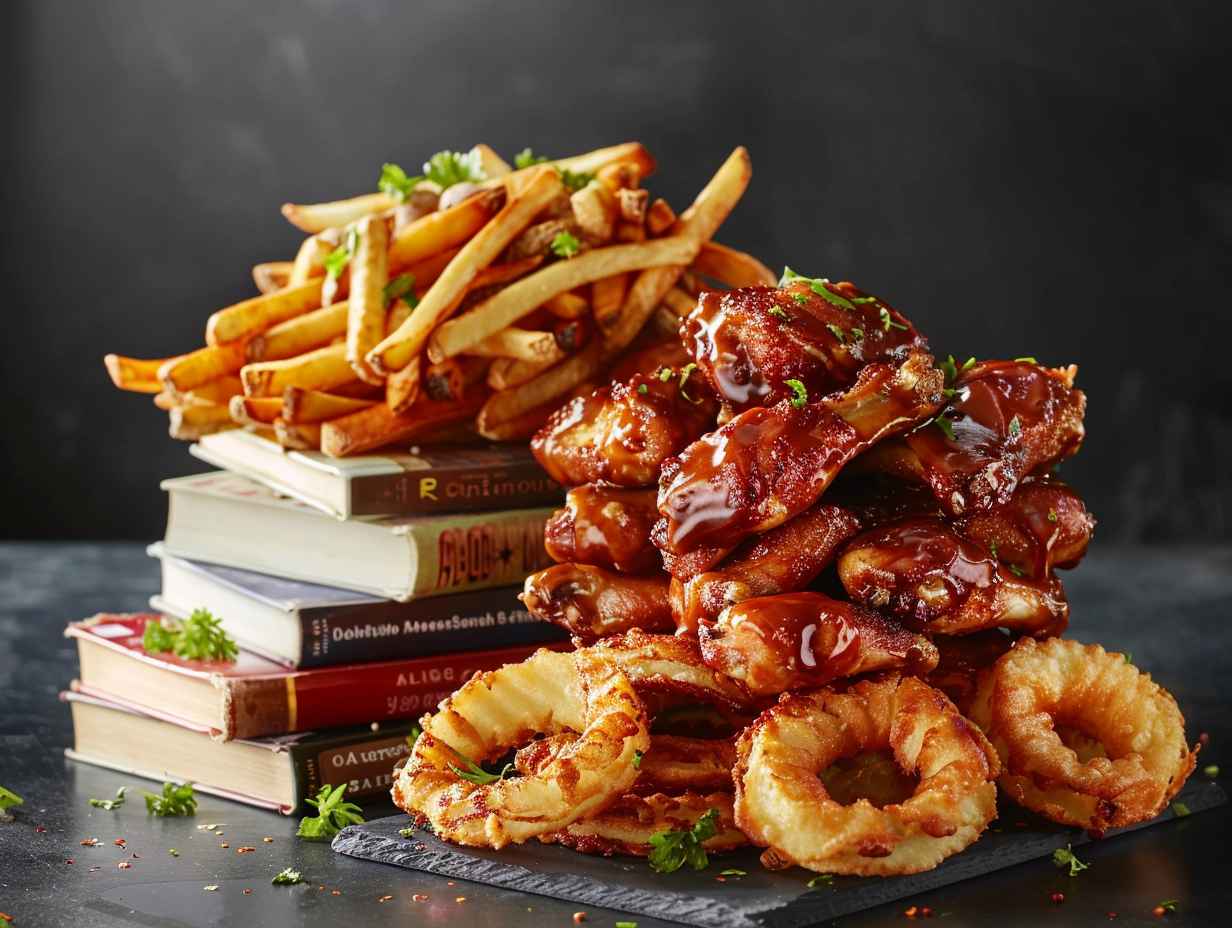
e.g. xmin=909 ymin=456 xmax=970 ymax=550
xmin=89 ymin=787 xmax=126 ymax=811
xmin=632 ymin=750 xmax=644 ymax=769
xmin=720 ymin=869 xmax=747 ymax=877
xmin=272 ymin=867 xmax=304 ymax=886
xmin=768 ymin=306 xmax=793 ymax=322
xmin=296 ymin=783 xmax=365 ymax=841
xmin=378 ymin=162 xmax=418 ymax=202
xmin=850 ymin=326 xmax=864 ymax=340
xmin=615 ymin=922 xmax=639 ymax=928
xmin=636 ymin=383 xmax=648 ymax=396
xmin=879 ymin=306 xmax=907 ymax=331
xmin=383 ymin=273 xmax=417 ymax=308
xmin=1007 ymin=415 xmax=1022 ymax=438
xmin=1172 ymin=801 xmax=1191 ymax=817
xmin=826 ymin=323 xmax=846 ymax=343
xmin=514 ymin=147 xmax=549 ymax=169
xmin=379 ymin=150 xmax=486 ymax=202
xmin=778 ymin=267 xmax=856 ymax=310
xmin=448 ymin=757 xmax=514 ymax=787
xmin=1205 ymin=764 xmax=1220 ymax=778
xmin=678 ymin=363 xmax=704 ymax=405
xmin=559 ymin=168 xmax=595 ymax=191
xmin=145 ymin=781 xmax=197 ymax=817
xmin=851 ymin=296 xmax=877 ymax=304
xmin=1157 ymin=900 xmax=1178 ymax=913
xmin=0 ymin=785 xmax=23 ymax=812
xmin=791 ymin=292 xmax=810 ymax=305
xmin=939 ymin=354 xmax=977 ymax=384
xmin=550 ymin=231 xmax=581 ymax=259
xmin=1047 ymin=508 xmax=1058 ymax=523
xmin=785 ymin=378 xmax=808 ymax=408
xmin=1014 ymin=356 xmax=1037 ymax=364
xmin=406 ymin=723 xmax=422 ymax=748
xmin=323 ymin=226 xmax=360 ymax=281
xmin=1052 ymin=844 xmax=1089 ymax=876
xmin=807 ymin=874 xmax=834 ymax=888
xmin=656 ymin=366 xmax=674 ymax=383
xmin=1007 ymin=563 xmax=1025 ymax=577
xmin=1124 ymin=652 xmax=1133 ymax=665
xmin=934 ymin=413 xmax=956 ymax=440
xmin=143 ymin=610 xmax=238 ymax=662
xmin=647 ymin=808 xmax=720 ymax=873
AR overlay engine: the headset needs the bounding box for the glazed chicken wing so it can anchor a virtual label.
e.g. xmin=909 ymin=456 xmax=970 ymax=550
xmin=520 ymin=563 xmax=674 ymax=644
xmin=682 ymin=279 xmax=925 ymax=418
xmin=531 ymin=371 xmax=717 ymax=488
xmin=544 ymin=484 xmax=661 ymax=574
xmin=697 ymin=591 xmax=939 ymax=696
xmin=837 ymin=518 xmax=1068 ymax=637
xmin=857 ymin=360 xmax=1085 ymax=516
xmin=654 ymin=350 xmax=944 ymax=564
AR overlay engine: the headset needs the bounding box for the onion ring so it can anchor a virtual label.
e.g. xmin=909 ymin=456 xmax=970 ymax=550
xmin=518 ymin=733 xmax=736 ymax=794
xmin=588 ymin=629 xmax=754 ymax=712
xmin=968 ymin=637 xmax=1197 ymax=833
xmin=733 ymin=674 xmax=999 ymax=875
xmin=542 ymin=791 xmax=746 ymax=857
xmin=392 ymin=647 xmax=649 ymax=848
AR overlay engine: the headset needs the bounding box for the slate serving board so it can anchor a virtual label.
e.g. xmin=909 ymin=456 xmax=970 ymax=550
xmin=332 ymin=779 xmax=1225 ymax=927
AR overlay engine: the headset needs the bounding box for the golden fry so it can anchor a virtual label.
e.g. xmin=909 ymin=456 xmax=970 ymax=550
xmin=486 ymin=356 xmax=554 ymax=391
xmin=385 ymin=354 xmax=422 ymax=415
xmin=488 ymin=142 xmax=657 ymax=193
xmin=543 ymin=291 xmax=589 ymax=319
xmin=168 ymin=403 xmax=237 ymax=441
xmin=645 ymin=198 xmax=676 ymax=236
xmin=289 ymin=231 xmax=338 ymax=287
xmin=320 ymin=391 xmax=487 ymax=457
xmin=662 ymin=287 xmax=698 ymax=318
xmin=470 ymin=143 xmax=512 ymax=178
xmin=241 ymin=342 xmax=354 ymax=397
xmin=371 ymin=167 xmax=565 ymax=374
xmin=591 ymin=274 xmax=628 ymax=331
xmin=570 ymin=182 xmax=617 ymax=243
xmin=475 ymin=400 xmax=555 ymax=441
xmin=693 ymin=240 xmax=777 ymax=288
xmin=160 ymin=342 xmax=248 ymax=395
xmin=228 ymin=394 xmax=283 ymax=425
xmin=464 ymin=327 xmax=564 ymax=363
xmin=282 ymin=387 xmax=377 ymax=424
xmin=423 ymin=356 xmax=488 ymax=402
xmin=478 ymin=341 xmax=603 ymax=429
xmin=249 ymin=302 xmax=348 ymax=362
xmin=206 ymin=279 xmax=325 ymax=346
xmin=273 ymin=418 xmax=323 ymax=450
xmin=104 ymin=354 xmax=175 ymax=394
xmin=280 ymin=192 xmax=396 ymax=234
xmin=346 ymin=215 xmax=389 ymax=384
xmin=386 ymin=189 xmax=504 ymax=273
xmin=252 ymin=261 xmax=293 ymax=294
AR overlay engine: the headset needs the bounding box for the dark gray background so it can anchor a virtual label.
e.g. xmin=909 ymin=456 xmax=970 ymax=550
xmin=4 ymin=0 xmax=1230 ymax=541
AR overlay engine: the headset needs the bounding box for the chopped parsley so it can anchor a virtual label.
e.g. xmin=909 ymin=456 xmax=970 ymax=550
xmin=678 ymin=363 xmax=704 ymax=405
xmin=559 ymin=168 xmax=595 ymax=191
xmin=1157 ymin=900 xmax=1178 ymax=913
xmin=1007 ymin=563 xmax=1025 ymax=578
xmin=271 ymin=867 xmax=304 ymax=886
xmin=143 ymin=609 xmax=238 ymax=662
xmin=785 ymin=378 xmax=808 ymax=408
xmin=514 ymin=147 xmax=549 ymax=169
xmin=1172 ymin=801 xmax=1191 ymax=817
xmin=939 ymin=354 xmax=977 ymax=384
xmin=790 ymin=292 xmax=810 ymax=305
xmin=807 ymin=874 xmax=834 ymax=888
xmin=647 ymin=808 xmax=720 ymax=873
xmin=1014 ymin=356 xmax=1038 ymax=364
xmin=656 ymin=366 xmax=674 ymax=382
xmin=850 ymin=326 xmax=864 ymax=340
xmin=778 ymin=267 xmax=856 ymax=310
xmin=851 ymin=296 xmax=877 ymax=304
xmin=1007 ymin=415 xmax=1022 ymax=438
xmin=1052 ymin=844 xmax=1089 ymax=876
xmin=879 ymin=306 xmax=907 ymax=332
xmin=826 ymin=323 xmax=846 ymax=343
xmin=0 ymin=785 xmax=23 ymax=812
xmin=145 ymin=781 xmax=197 ymax=817
xmin=632 ymin=750 xmax=644 ymax=769
xmin=615 ymin=922 xmax=639 ymax=928
xmin=399 ymin=826 xmax=416 ymax=837
xmin=1047 ymin=508 xmax=1058 ymax=523
xmin=323 ymin=226 xmax=360 ymax=281
xmin=1124 ymin=652 xmax=1133 ymax=665
xmin=379 ymin=150 xmax=486 ymax=202
xmin=297 ymin=784 xmax=364 ymax=841
xmin=406 ymin=722 xmax=422 ymax=748
xmin=448 ymin=756 xmax=514 ymax=787
xmin=89 ymin=787 xmax=126 ymax=811
xmin=934 ymin=413 xmax=956 ymax=441
xmin=550 ymin=231 xmax=582 ymax=259
xmin=720 ymin=869 xmax=747 ymax=877
xmin=1204 ymin=764 xmax=1220 ymax=778
xmin=378 ymin=162 xmax=418 ymax=202
xmin=637 ymin=383 xmax=649 ymax=396
xmin=383 ymin=273 xmax=417 ymax=308
xmin=768 ymin=306 xmax=793 ymax=322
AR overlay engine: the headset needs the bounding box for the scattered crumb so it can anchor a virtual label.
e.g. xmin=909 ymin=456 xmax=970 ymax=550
xmin=203 ymin=885 xmax=219 ymax=892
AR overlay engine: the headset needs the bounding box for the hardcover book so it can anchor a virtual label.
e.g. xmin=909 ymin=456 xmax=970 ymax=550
xmin=64 ymin=690 xmax=419 ymax=813
xmin=190 ymin=430 xmax=561 ymax=520
xmin=160 ymin=471 xmax=555 ymax=601
xmin=148 ymin=545 xmax=563 ymax=667
xmin=66 ymin=613 xmax=555 ymax=740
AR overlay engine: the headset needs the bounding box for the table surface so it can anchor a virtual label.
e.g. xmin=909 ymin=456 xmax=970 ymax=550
xmin=1 ymin=542 xmax=1229 ymax=928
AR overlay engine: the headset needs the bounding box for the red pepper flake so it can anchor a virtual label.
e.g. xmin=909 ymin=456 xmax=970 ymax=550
xmin=331 ymin=890 xmax=342 ymax=897
xmin=1107 ymin=913 xmax=1118 ymax=920
xmin=80 ymin=838 xmax=99 ymax=847
xmin=412 ymin=894 xmax=429 ymax=902
xmin=573 ymin=914 xmax=588 ymax=924
xmin=236 ymin=846 xmax=256 ymax=854
xmin=35 ymin=825 xmax=46 ymax=833
xmin=378 ymin=895 xmax=394 ymax=903
xmin=1199 ymin=732 xmax=1210 ymax=746
xmin=117 ymin=861 xmax=132 ymax=870
xmin=64 ymin=859 xmax=75 ymax=865
xmin=920 ymin=907 xmax=934 ymax=918
xmin=716 ymin=876 xmax=727 ymax=883
xmin=113 ymin=838 xmax=126 ymax=847
xmin=1050 ymin=892 xmax=1065 ymax=904
xmin=243 ymin=889 xmax=252 ymax=896
xmin=904 ymin=906 xmax=919 ymax=918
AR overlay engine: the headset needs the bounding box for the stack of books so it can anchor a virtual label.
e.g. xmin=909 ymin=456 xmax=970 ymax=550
xmin=63 ymin=431 xmax=566 ymax=813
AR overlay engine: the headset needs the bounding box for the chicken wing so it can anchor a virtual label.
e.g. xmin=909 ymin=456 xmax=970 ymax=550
xmin=837 ymin=518 xmax=1068 ymax=637
xmin=697 ymin=591 xmax=939 ymax=696
xmin=520 ymin=563 xmax=674 ymax=644
xmin=856 ymin=360 xmax=1085 ymax=516
xmin=544 ymin=484 xmax=661 ymax=574
xmin=682 ymin=279 xmax=925 ymax=419
xmin=654 ymin=349 xmax=944 ymax=561
xmin=531 ymin=371 xmax=717 ymax=488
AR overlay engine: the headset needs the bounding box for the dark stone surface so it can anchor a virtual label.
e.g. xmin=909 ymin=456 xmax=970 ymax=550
xmin=2 ymin=542 xmax=1231 ymax=927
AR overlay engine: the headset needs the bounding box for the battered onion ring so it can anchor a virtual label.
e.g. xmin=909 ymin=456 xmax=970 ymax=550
xmin=968 ymin=637 xmax=1197 ymax=833
xmin=541 ymin=791 xmax=747 ymax=857
xmin=518 ymin=733 xmax=736 ymax=794
xmin=392 ymin=648 xmax=649 ymax=848
xmin=588 ymin=629 xmax=754 ymax=712
xmin=734 ymin=674 xmax=999 ymax=875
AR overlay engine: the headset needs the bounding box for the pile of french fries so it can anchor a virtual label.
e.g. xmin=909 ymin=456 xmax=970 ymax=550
xmin=104 ymin=141 xmax=775 ymax=456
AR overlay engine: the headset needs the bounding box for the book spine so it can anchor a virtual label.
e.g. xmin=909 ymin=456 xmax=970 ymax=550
xmin=226 ymin=645 xmax=545 ymax=739
xmin=296 ymin=588 xmax=565 ymax=668
xmin=288 ymin=722 xmax=420 ymax=809
xmin=351 ymin=460 xmax=562 ymax=517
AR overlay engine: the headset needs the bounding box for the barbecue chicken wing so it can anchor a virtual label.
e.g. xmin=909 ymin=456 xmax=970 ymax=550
xmin=544 ymin=484 xmax=661 ymax=574
xmin=520 ymin=563 xmax=674 ymax=644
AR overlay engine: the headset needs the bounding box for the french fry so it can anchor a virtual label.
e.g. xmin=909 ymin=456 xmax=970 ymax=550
xmin=468 ymin=253 xmax=545 ymax=290
xmin=645 ymin=198 xmax=676 ymax=236
xmin=470 ymin=143 xmax=511 ymax=179
xmin=241 ymin=342 xmax=354 ymax=397
xmin=252 ymin=261 xmax=293 ymax=294
xmin=478 ymin=340 xmax=603 ymax=429
xmin=486 ymin=356 xmax=554 ymax=391
xmin=280 ymin=192 xmax=397 ymax=234
xmin=288 ymin=231 xmax=338 ymax=287
xmin=602 ymin=147 xmax=751 ymax=355
xmin=423 ymin=356 xmax=488 ymax=401
xmin=487 ymin=142 xmax=657 ymax=192
xmin=591 ymin=274 xmax=628 ymax=330
xmin=597 ymin=161 xmax=643 ymax=191
xmin=543 ymin=291 xmax=589 ymax=319
xmin=206 ymin=279 xmax=325 ymax=346
xmin=104 ymin=354 xmax=176 ymax=394
xmin=652 ymin=305 xmax=684 ymax=338
xmin=570 ymin=182 xmax=617 ymax=242
xmin=614 ymin=220 xmax=646 ymax=243
xmin=385 ymin=354 xmax=422 ymax=415
xmin=662 ymin=287 xmax=698 ymax=318
xmin=464 ymin=327 xmax=564 ymax=364
xmin=346 ymin=215 xmax=389 ymax=384
xmin=475 ymin=401 xmax=554 ymax=441
xmin=160 ymin=342 xmax=248 ymax=395
xmin=179 ymin=375 xmax=244 ymax=405
xmin=386 ymin=188 xmax=504 ymax=273
xmin=273 ymin=418 xmax=323 ymax=450
xmin=168 ymin=404 xmax=237 ymax=441
xmin=229 ymin=394 xmax=283 ymax=426
xmin=282 ymin=387 xmax=377 ymax=424
xmin=427 ymin=235 xmax=697 ymax=362
xmin=371 ymin=166 xmax=566 ymax=375
xmin=693 ymin=241 xmax=777 ymax=288
xmin=321 ymin=391 xmax=487 ymax=458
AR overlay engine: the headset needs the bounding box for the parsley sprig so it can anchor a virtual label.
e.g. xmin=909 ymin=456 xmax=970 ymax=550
xmin=272 ymin=867 xmax=304 ymax=886
xmin=785 ymin=378 xmax=808 ymax=408
xmin=448 ymin=756 xmax=514 ymax=787
xmin=379 ymin=150 xmax=486 ymax=202
xmin=1052 ymin=844 xmax=1089 ymax=876
xmin=89 ymin=787 xmax=126 ymax=810
xmin=145 ymin=781 xmax=197 ymax=817
xmin=551 ymin=231 xmax=581 ymax=259
xmin=647 ymin=808 xmax=720 ymax=873
xmin=383 ymin=273 xmax=417 ymax=308
xmin=779 ymin=267 xmax=856 ymax=311
xmin=296 ymin=783 xmax=365 ymax=841
xmin=143 ymin=609 xmax=238 ymax=663
xmin=514 ymin=147 xmax=549 ymax=169
xmin=0 ymin=785 xmax=23 ymax=815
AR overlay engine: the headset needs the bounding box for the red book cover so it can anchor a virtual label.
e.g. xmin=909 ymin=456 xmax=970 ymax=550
xmin=66 ymin=613 xmax=556 ymax=740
